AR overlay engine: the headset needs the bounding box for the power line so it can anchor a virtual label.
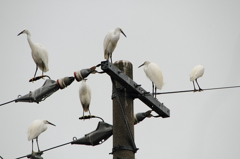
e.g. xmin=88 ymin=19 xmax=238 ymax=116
xmin=0 ymin=99 xmax=16 ymax=106
xmin=156 ymin=85 xmax=240 ymax=95
xmin=16 ymin=140 xmax=73 ymax=159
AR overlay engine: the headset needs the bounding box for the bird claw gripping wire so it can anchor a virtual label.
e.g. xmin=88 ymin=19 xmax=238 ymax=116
xmin=79 ymin=115 xmax=104 ymax=122
xmin=29 ymin=75 xmax=51 ymax=82
xmin=79 ymin=115 xmax=95 ymax=120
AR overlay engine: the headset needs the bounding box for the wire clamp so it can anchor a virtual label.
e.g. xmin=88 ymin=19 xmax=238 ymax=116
xmin=110 ymin=144 xmax=139 ymax=154
xmin=27 ymin=151 xmax=43 ymax=159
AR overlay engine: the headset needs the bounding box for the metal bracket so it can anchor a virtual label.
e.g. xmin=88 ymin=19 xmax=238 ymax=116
xmin=101 ymin=61 xmax=170 ymax=118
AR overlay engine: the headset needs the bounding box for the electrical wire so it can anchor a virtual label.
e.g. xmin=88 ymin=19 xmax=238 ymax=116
xmin=16 ymin=140 xmax=73 ymax=159
xmin=0 ymin=99 xmax=16 ymax=106
xmin=155 ymin=85 xmax=240 ymax=95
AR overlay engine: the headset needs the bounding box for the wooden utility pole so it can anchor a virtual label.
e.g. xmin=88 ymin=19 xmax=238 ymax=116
xmin=112 ymin=60 xmax=135 ymax=159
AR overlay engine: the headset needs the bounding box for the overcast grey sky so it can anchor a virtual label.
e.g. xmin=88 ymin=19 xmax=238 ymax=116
xmin=1 ymin=1 xmax=240 ymax=159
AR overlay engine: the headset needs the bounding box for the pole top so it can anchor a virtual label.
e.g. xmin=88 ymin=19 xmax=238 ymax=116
xmin=114 ymin=60 xmax=132 ymax=67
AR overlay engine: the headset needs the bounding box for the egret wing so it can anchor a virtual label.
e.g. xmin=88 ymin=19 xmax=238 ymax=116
xmin=79 ymin=82 xmax=91 ymax=112
xmin=145 ymin=63 xmax=163 ymax=90
xmin=28 ymin=120 xmax=47 ymax=140
xmin=35 ymin=43 xmax=49 ymax=72
xmin=103 ymin=32 xmax=111 ymax=59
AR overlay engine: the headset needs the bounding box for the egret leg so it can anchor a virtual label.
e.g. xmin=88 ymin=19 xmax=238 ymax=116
xmin=106 ymin=53 xmax=109 ymax=62
xmin=192 ymin=81 xmax=197 ymax=92
xmin=40 ymin=62 xmax=45 ymax=79
xmin=154 ymin=86 xmax=157 ymax=98
xmin=152 ymin=82 xmax=154 ymax=96
xmin=195 ymin=79 xmax=202 ymax=91
xmin=33 ymin=65 xmax=38 ymax=78
xmin=30 ymin=65 xmax=38 ymax=82
xmin=36 ymin=137 xmax=40 ymax=152
xmin=89 ymin=109 xmax=91 ymax=116
xmin=110 ymin=54 xmax=112 ymax=63
xmin=41 ymin=70 xmax=45 ymax=79
xmin=32 ymin=140 xmax=34 ymax=153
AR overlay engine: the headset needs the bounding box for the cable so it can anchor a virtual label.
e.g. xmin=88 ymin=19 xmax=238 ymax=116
xmin=155 ymin=85 xmax=240 ymax=95
xmin=0 ymin=99 xmax=16 ymax=106
xmin=95 ymin=63 xmax=101 ymax=67
xmin=40 ymin=141 xmax=72 ymax=153
xmin=16 ymin=140 xmax=73 ymax=159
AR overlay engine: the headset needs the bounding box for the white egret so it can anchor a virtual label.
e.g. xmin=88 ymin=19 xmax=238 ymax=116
xmin=79 ymin=79 xmax=91 ymax=116
xmin=18 ymin=29 xmax=49 ymax=81
xmin=28 ymin=119 xmax=56 ymax=153
xmin=139 ymin=61 xmax=163 ymax=98
xmin=190 ymin=65 xmax=205 ymax=91
xmin=103 ymin=27 xmax=127 ymax=63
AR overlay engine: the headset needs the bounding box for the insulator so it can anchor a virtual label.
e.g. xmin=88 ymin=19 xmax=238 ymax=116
xmin=57 ymin=77 xmax=75 ymax=89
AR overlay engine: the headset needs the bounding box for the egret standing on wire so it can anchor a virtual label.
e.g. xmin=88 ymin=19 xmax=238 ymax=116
xmin=103 ymin=27 xmax=127 ymax=63
xmin=28 ymin=119 xmax=56 ymax=153
xmin=79 ymin=79 xmax=91 ymax=116
xmin=190 ymin=65 xmax=205 ymax=91
xmin=139 ymin=61 xmax=163 ymax=98
xmin=18 ymin=29 xmax=49 ymax=81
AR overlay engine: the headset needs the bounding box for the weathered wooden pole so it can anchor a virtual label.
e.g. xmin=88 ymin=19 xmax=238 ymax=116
xmin=112 ymin=60 xmax=135 ymax=159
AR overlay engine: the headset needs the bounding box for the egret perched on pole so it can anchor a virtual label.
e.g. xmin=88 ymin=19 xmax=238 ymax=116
xmin=79 ymin=79 xmax=91 ymax=116
xmin=190 ymin=65 xmax=205 ymax=91
xmin=103 ymin=27 xmax=127 ymax=63
xmin=18 ymin=29 xmax=49 ymax=81
xmin=139 ymin=61 xmax=163 ymax=98
xmin=28 ymin=119 xmax=56 ymax=153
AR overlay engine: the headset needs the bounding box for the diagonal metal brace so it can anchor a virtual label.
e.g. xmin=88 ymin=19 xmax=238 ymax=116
xmin=101 ymin=61 xmax=170 ymax=118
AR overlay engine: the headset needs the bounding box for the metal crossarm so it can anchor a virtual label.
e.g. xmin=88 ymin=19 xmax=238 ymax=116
xmin=101 ymin=61 xmax=170 ymax=118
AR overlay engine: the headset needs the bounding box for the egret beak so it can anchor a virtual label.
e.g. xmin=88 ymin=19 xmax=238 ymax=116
xmin=138 ymin=63 xmax=144 ymax=68
xmin=47 ymin=121 xmax=56 ymax=126
xmin=120 ymin=30 xmax=127 ymax=38
xmin=17 ymin=31 xmax=24 ymax=36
